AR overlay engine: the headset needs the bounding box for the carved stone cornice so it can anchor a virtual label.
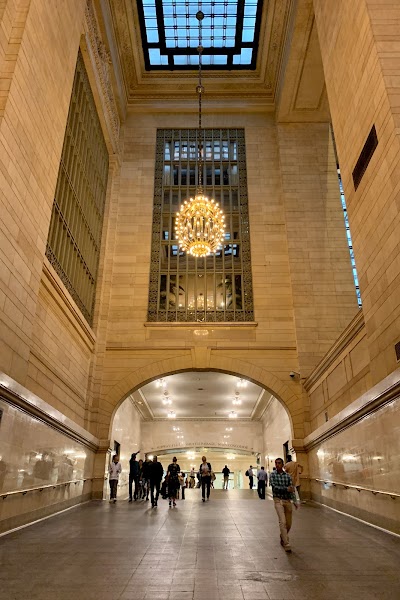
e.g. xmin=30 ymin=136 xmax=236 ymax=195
xmin=84 ymin=0 xmax=120 ymax=153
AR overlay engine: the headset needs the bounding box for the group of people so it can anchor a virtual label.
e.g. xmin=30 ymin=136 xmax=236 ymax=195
xmin=109 ymin=452 xmax=302 ymax=552
xmin=108 ymin=453 xmax=215 ymax=507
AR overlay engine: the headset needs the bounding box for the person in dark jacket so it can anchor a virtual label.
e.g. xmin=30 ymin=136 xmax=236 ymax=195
xmin=199 ymin=456 xmax=212 ymax=502
xmin=149 ymin=455 xmax=164 ymax=508
xmin=128 ymin=452 xmax=140 ymax=502
xmin=141 ymin=454 xmax=152 ymax=501
xmin=167 ymin=456 xmax=181 ymax=507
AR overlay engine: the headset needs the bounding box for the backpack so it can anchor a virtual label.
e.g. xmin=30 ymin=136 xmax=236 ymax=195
xmin=245 ymin=470 xmax=249 ymax=476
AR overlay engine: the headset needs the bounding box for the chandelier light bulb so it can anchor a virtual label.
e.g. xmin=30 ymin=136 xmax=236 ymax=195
xmin=167 ymin=410 xmax=176 ymax=419
xmin=229 ymin=411 xmax=237 ymax=419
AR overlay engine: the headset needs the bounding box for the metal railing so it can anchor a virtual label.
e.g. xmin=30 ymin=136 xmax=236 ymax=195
xmin=0 ymin=477 xmax=106 ymax=499
xmin=312 ymin=478 xmax=400 ymax=499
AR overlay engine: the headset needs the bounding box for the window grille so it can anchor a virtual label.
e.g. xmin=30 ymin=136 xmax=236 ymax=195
xmin=46 ymin=50 xmax=109 ymax=325
xmin=148 ymin=128 xmax=254 ymax=322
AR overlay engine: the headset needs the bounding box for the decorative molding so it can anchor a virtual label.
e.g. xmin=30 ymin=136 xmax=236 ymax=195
xmin=107 ymin=0 xmax=294 ymax=105
xmin=0 ymin=374 xmax=99 ymax=453
xmin=84 ymin=0 xmax=120 ymax=153
xmin=149 ymin=443 xmax=255 ymax=454
xmin=144 ymin=322 xmax=258 ymax=328
xmin=304 ymin=310 xmax=365 ymax=392
xmin=304 ymin=368 xmax=400 ymax=451
xmin=149 ymin=417 xmax=254 ymax=423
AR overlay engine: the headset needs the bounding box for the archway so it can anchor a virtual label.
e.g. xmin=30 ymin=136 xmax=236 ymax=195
xmin=105 ymin=369 xmax=297 ymax=499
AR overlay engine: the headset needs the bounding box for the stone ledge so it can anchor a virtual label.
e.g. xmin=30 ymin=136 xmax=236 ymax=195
xmin=304 ymin=368 xmax=400 ymax=450
xmin=0 ymin=373 xmax=99 ymax=452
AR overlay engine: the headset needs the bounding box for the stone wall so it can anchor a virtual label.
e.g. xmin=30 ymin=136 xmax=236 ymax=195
xmin=314 ymin=0 xmax=400 ymax=386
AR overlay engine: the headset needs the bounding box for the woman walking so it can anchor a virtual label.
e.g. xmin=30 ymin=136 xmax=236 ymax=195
xmin=167 ymin=456 xmax=180 ymax=507
xmin=199 ymin=455 xmax=212 ymax=502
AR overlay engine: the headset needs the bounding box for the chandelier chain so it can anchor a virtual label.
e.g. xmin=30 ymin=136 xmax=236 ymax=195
xmin=174 ymin=6 xmax=225 ymax=258
xmin=197 ymin=6 xmax=204 ymax=190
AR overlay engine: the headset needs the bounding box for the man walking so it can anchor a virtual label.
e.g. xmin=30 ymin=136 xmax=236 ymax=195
xmin=142 ymin=453 xmax=152 ymax=501
xmin=284 ymin=455 xmax=303 ymax=501
xmin=257 ymin=466 xmax=268 ymax=499
xmin=149 ymin=455 xmax=163 ymax=507
xmin=269 ymin=458 xmax=297 ymax=552
xmin=129 ymin=452 xmax=140 ymax=502
xmin=108 ymin=454 xmax=121 ymax=503
xmin=222 ymin=465 xmax=230 ymax=489
xmin=247 ymin=465 xmax=254 ymax=489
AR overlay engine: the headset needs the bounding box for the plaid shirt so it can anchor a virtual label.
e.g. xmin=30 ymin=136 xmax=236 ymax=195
xmin=269 ymin=470 xmax=295 ymax=501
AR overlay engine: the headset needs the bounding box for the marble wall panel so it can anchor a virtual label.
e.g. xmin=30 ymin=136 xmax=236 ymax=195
xmin=140 ymin=419 xmax=263 ymax=458
xmin=0 ymin=398 xmax=95 ymax=532
xmin=262 ymin=397 xmax=292 ymax=470
xmin=109 ymin=398 xmax=141 ymax=498
xmin=309 ymin=397 xmax=400 ymax=532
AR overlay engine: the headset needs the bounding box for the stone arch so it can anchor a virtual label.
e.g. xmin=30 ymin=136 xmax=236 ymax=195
xmin=105 ymin=353 xmax=303 ymax=439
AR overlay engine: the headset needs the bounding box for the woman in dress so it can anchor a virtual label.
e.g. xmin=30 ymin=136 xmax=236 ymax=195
xmin=199 ymin=455 xmax=212 ymax=502
xmin=167 ymin=456 xmax=180 ymax=507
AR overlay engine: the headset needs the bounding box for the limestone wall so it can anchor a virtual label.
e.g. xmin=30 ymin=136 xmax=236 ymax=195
xmin=314 ymin=0 xmax=400 ymax=385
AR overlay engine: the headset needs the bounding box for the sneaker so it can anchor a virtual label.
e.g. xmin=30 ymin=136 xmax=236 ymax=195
xmin=284 ymin=544 xmax=291 ymax=553
xmin=113 ymin=498 xmax=117 ymax=503
xmin=202 ymin=498 xmax=205 ymax=502
xmin=169 ymin=501 xmax=172 ymax=507
xmin=173 ymin=501 xmax=176 ymax=507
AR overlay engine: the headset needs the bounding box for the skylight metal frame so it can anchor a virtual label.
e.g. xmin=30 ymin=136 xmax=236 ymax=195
xmin=137 ymin=0 xmax=264 ymax=71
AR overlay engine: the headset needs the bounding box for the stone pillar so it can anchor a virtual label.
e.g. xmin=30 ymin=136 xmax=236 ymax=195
xmin=92 ymin=440 xmax=111 ymax=500
xmin=291 ymin=439 xmax=310 ymax=501
xmin=314 ymin=0 xmax=400 ymax=385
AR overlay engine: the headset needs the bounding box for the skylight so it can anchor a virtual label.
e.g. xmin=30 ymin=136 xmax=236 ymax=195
xmin=137 ymin=0 xmax=263 ymax=70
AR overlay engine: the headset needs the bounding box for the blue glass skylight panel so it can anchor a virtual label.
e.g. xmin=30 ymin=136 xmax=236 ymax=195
xmin=138 ymin=0 xmax=263 ymax=70
xmin=233 ymin=48 xmax=253 ymax=65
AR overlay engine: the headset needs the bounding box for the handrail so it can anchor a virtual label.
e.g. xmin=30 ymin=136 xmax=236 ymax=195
xmin=312 ymin=478 xmax=400 ymax=499
xmin=0 ymin=477 xmax=106 ymax=499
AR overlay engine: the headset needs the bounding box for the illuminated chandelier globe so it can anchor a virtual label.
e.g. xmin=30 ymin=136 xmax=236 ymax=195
xmin=175 ymin=192 xmax=225 ymax=258
xmin=174 ymin=9 xmax=225 ymax=259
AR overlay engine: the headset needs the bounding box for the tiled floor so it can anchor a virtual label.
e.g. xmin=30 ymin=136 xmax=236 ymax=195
xmin=0 ymin=489 xmax=399 ymax=599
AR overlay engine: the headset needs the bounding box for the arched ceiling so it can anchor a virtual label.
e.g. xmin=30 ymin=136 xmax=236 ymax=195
xmin=130 ymin=371 xmax=266 ymax=419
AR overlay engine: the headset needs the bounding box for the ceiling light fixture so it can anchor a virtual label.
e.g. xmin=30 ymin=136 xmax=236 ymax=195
xmin=167 ymin=410 xmax=176 ymax=419
xmin=156 ymin=378 xmax=167 ymax=388
xmin=228 ymin=411 xmax=237 ymax=419
xmin=237 ymin=378 xmax=248 ymax=388
xmin=162 ymin=396 xmax=172 ymax=405
xmin=175 ymin=9 xmax=225 ymax=258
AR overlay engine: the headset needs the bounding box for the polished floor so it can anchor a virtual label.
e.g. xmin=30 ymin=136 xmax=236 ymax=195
xmin=0 ymin=489 xmax=399 ymax=600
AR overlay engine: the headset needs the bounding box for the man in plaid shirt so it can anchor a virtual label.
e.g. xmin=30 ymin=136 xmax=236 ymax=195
xmin=269 ymin=457 xmax=298 ymax=552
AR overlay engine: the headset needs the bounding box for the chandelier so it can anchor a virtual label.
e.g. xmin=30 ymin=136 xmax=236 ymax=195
xmin=175 ymin=10 xmax=225 ymax=258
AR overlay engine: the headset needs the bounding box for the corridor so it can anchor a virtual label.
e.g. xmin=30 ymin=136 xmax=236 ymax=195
xmin=0 ymin=490 xmax=399 ymax=600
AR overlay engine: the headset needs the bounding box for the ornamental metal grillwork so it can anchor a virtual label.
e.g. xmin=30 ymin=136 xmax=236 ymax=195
xmin=148 ymin=128 xmax=254 ymax=322
xmin=46 ymin=50 xmax=109 ymax=325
